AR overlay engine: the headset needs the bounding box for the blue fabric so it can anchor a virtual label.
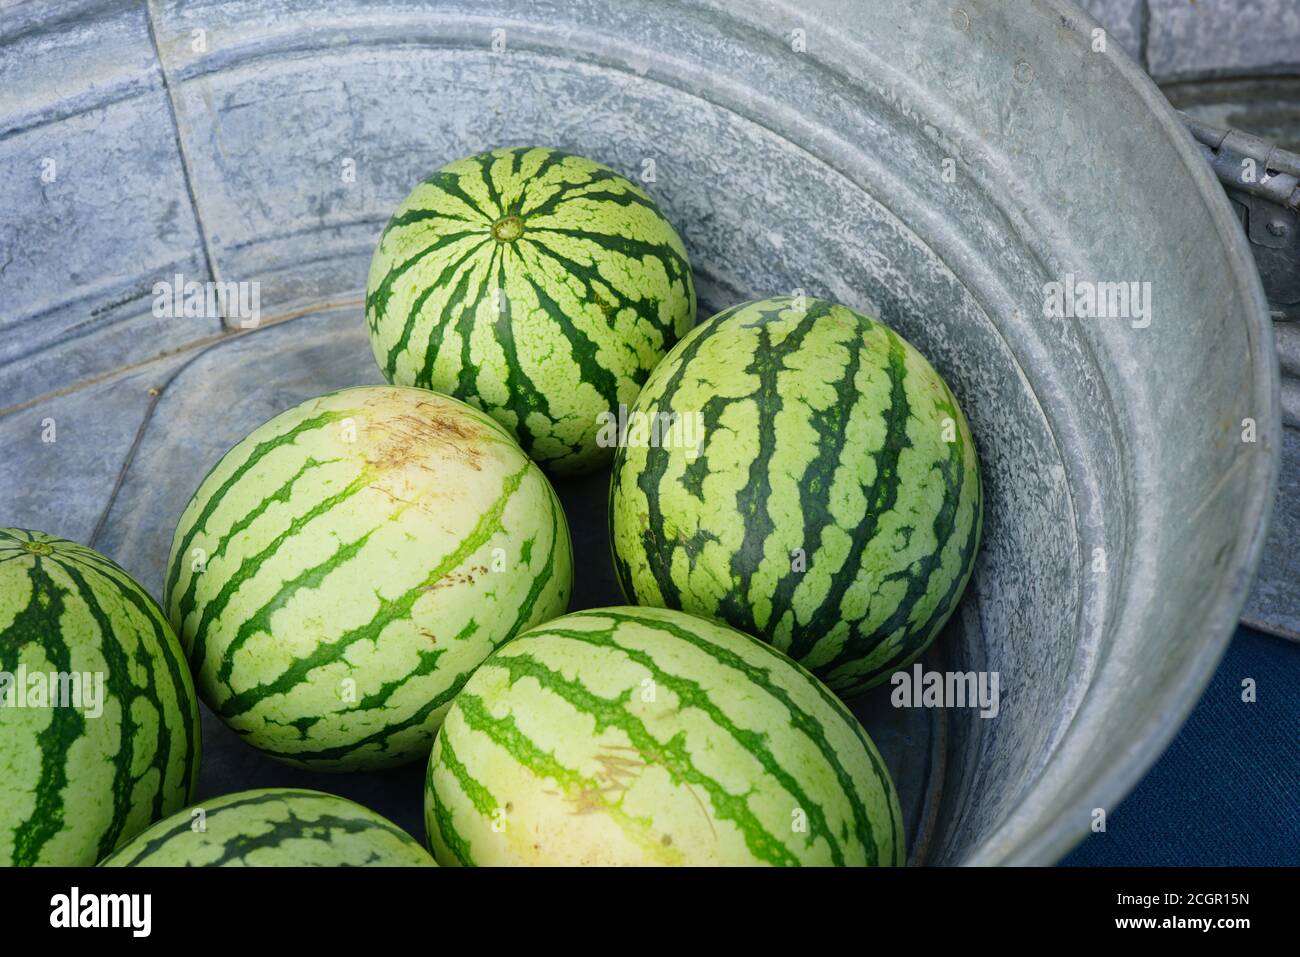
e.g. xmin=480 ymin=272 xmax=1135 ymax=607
xmin=1062 ymin=625 xmax=1300 ymax=866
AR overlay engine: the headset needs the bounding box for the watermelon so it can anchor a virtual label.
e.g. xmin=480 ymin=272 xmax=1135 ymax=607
xmin=0 ymin=529 xmax=200 ymax=866
xmin=425 ymin=606 xmax=904 ymax=866
xmin=366 ymin=146 xmax=696 ymax=476
xmin=609 ymin=297 xmax=982 ymax=697
xmin=164 ymin=386 xmax=573 ymax=771
xmin=99 ymin=787 xmax=435 ymax=866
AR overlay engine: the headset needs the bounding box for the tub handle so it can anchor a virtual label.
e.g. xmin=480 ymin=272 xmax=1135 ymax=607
xmin=1181 ymin=113 xmax=1300 ymax=437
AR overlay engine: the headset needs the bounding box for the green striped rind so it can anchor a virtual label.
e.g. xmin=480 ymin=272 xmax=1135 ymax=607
xmin=99 ymin=788 xmax=434 ymax=867
xmin=366 ymin=146 xmax=697 ymax=476
xmin=164 ymin=385 xmax=573 ymax=771
xmin=424 ymin=606 xmax=904 ymax=866
xmin=0 ymin=529 xmax=200 ymax=866
xmin=609 ymin=297 xmax=982 ymax=697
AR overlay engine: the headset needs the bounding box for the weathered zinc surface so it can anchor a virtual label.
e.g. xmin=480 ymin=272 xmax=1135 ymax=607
xmin=1079 ymin=0 xmax=1300 ymax=640
xmin=0 ymin=1 xmax=1281 ymax=865
xmin=0 ymin=0 xmax=215 ymax=407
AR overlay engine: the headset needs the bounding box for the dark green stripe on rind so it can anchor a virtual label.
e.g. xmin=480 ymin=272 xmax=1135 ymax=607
xmin=244 ymin=475 xmax=553 ymax=764
xmin=88 ymin=556 xmax=201 ymax=816
xmin=165 ymin=386 xmax=571 ymax=770
xmin=367 ymin=146 xmax=696 ymax=474
xmin=428 ymin=607 xmax=901 ymax=866
xmin=384 ymin=235 xmax=492 ymax=377
xmin=184 ymin=473 xmax=376 ymax=668
xmin=452 ymin=686 xmax=727 ymax=858
xmin=784 ymin=325 xmax=913 ymax=662
xmin=427 ymin=735 xmax=487 ymax=868
xmin=164 ymin=409 xmax=350 ymax=623
xmin=3 ymin=555 xmax=80 ymax=866
xmin=213 ymin=462 xmax=529 ymax=731
xmin=412 ymin=240 xmax=493 ymax=390
xmin=169 ymin=455 xmax=340 ymax=645
xmin=1 ymin=530 xmax=199 ymax=866
xmin=612 ymin=302 xmax=758 ymax=612
xmin=101 ymin=788 xmax=429 ymax=867
xmin=539 ymin=624 xmax=845 ymax=864
xmin=489 ymin=244 xmax=551 ymax=459
xmin=861 ymin=458 xmax=983 ymax=683
xmin=570 ymin=608 xmax=880 ymax=863
xmin=476 ymin=653 xmax=799 ymax=865
xmin=53 ymin=562 xmax=144 ymax=861
xmin=212 ymin=522 xmax=383 ymax=694
xmin=714 ymin=303 xmax=827 ymax=640
xmin=610 ymin=297 xmax=981 ymax=694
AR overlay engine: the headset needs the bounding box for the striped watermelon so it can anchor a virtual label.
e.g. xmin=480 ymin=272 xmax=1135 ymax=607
xmin=425 ymin=606 xmax=904 ymax=866
xmin=0 ymin=529 xmax=200 ymax=866
xmin=609 ymin=297 xmax=982 ymax=697
xmin=366 ymin=146 xmax=696 ymax=476
xmin=164 ymin=386 xmax=573 ymax=771
xmin=99 ymin=788 xmax=434 ymax=866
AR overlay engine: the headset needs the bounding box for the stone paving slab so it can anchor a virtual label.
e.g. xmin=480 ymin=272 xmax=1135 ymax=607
xmin=1076 ymin=0 xmax=1145 ymax=64
xmin=1147 ymin=0 xmax=1300 ymax=82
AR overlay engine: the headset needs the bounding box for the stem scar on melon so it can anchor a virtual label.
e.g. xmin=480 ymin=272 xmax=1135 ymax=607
xmin=365 ymin=147 xmax=696 ymax=476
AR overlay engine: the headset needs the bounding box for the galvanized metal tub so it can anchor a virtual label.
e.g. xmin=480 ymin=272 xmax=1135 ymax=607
xmin=0 ymin=0 xmax=1278 ymax=864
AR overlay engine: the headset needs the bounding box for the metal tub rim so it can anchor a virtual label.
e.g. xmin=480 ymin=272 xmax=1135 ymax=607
xmin=971 ymin=0 xmax=1281 ymax=866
